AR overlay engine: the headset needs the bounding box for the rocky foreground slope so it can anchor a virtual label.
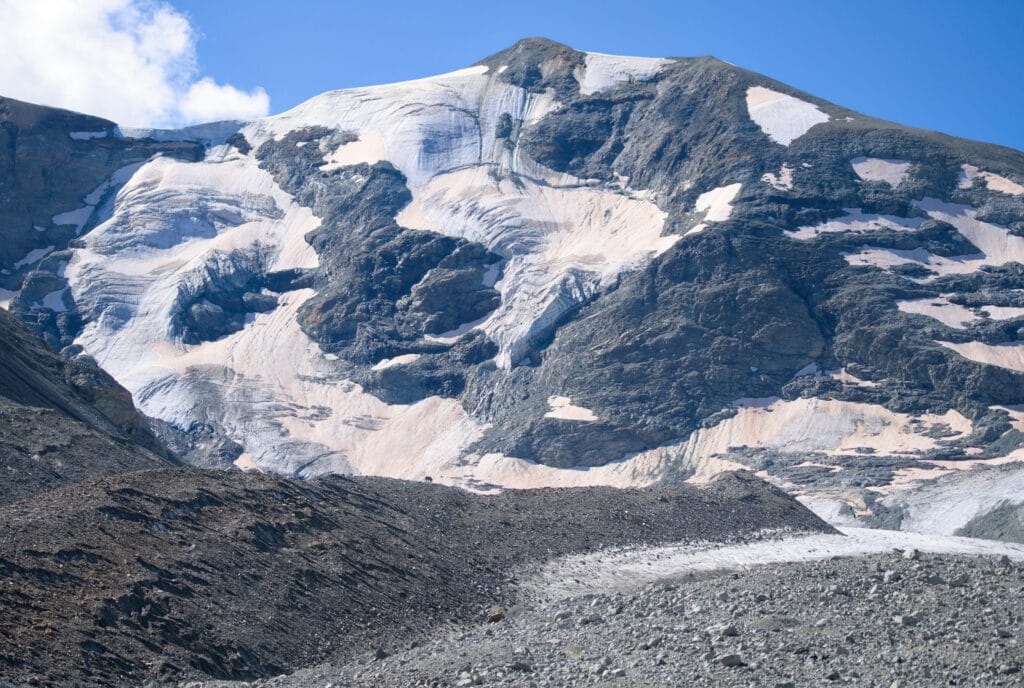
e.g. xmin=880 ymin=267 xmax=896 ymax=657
xmin=0 ymin=469 xmax=827 ymax=687
xmin=0 ymin=308 xmax=173 ymax=505
xmin=235 ymin=550 xmax=1023 ymax=688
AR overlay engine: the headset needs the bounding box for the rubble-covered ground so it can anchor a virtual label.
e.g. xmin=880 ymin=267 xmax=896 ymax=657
xmin=219 ymin=548 xmax=1023 ymax=688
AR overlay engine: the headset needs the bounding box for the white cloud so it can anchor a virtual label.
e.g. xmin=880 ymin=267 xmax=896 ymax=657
xmin=179 ymin=77 xmax=269 ymax=124
xmin=0 ymin=0 xmax=270 ymax=128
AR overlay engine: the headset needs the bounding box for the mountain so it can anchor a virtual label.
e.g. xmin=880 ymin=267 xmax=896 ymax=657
xmin=2 ymin=38 xmax=1023 ymax=540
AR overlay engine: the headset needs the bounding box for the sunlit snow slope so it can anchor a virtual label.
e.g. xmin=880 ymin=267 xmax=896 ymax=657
xmin=66 ymin=58 xmax=678 ymax=482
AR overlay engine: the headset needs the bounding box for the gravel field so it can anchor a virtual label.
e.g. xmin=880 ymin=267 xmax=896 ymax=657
xmin=208 ymin=544 xmax=1023 ymax=688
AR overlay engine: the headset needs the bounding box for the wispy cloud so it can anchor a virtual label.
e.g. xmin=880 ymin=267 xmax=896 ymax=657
xmin=0 ymin=0 xmax=269 ymax=128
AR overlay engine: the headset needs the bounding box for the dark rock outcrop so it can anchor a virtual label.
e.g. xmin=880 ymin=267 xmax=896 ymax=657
xmin=0 ymin=309 xmax=174 ymax=505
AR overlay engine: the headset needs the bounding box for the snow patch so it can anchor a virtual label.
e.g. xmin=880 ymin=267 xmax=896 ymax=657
xmin=686 ymin=183 xmax=742 ymax=236
xmin=233 ymin=453 xmax=259 ymax=471
xmin=958 ymin=164 xmax=1024 ymax=196
xmin=850 ymin=157 xmax=912 ymax=187
xmin=320 ymin=130 xmax=387 ymax=170
xmin=371 ymin=353 xmax=422 ymax=371
xmin=788 ymin=208 xmax=924 ymax=240
xmin=829 ymin=368 xmax=879 ymax=388
xmin=982 ymin=305 xmax=1024 ymax=320
xmin=679 ymin=397 xmax=970 ymax=465
xmin=897 ymin=296 xmax=978 ymax=329
xmin=39 ymin=287 xmax=68 ymax=313
xmin=52 ymin=207 xmax=94 ymax=233
xmin=843 ymin=198 xmax=1024 ymax=279
xmin=695 ymin=183 xmax=741 ymax=222
xmin=899 ymin=296 xmax=1024 ymax=329
xmin=575 ymin=52 xmax=670 ymax=96
xmin=526 ymin=527 xmax=1024 ymax=600
xmin=761 ymin=164 xmax=794 ymax=191
xmin=939 ymin=341 xmax=1024 ymax=373
xmin=745 ymin=86 xmax=830 ymax=146
xmin=545 ymin=395 xmax=598 ymax=422
xmin=13 ymin=245 xmax=55 ymax=269
xmin=0 ymin=288 xmax=18 ymax=310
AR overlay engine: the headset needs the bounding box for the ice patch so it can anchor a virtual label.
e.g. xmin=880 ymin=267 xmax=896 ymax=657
xmin=788 ymin=208 xmax=924 ymax=240
xmin=958 ymin=164 xmax=1024 ymax=196
xmin=792 ymin=362 xmax=819 ymax=378
xmin=242 ymin=59 xmax=676 ymax=371
xmin=939 ymin=340 xmax=1024 ymax=373
xmin=850 ymin=157 xmax=912 ymax=187
xmin=545 ymin=395 xmax=598 ymax=422
xmin=745 ymin=86 xmax=830 ymax=146
xmin=246 ymin=65 xmax=504 ymax=189
xmin=13 ymin=245 xmax=54 ymax=269
xmin=575 ymin=52 xmax=670 ymax=96
xmin=66 ymin=150 xmax=493 ymax=481
xmin=877 ymin=461 xmax=1024 ymax=536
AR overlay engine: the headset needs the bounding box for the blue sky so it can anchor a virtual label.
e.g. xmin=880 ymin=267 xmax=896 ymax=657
xmin=173 ymin=0 xmax=1024 ymax=151
xmin=0 ymin=1 xmax=1020 ymax=150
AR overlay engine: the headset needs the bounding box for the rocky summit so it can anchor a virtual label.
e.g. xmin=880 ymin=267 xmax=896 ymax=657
xmin=0 ymin=37 xmax=1023 ymax=687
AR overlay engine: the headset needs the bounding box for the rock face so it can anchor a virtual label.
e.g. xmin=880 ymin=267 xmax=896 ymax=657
xmin=2 ymin=38 xmax=1024 ymax=534
xmin=0 ymin=309 xmax=173 ymax=505
xmin=0 ymin=468 xmax=829 ymax=686
xmin=0 ymin=96 xmax=203 ymax=350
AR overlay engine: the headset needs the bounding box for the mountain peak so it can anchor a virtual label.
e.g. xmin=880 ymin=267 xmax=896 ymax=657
xmin=478 ymin=36 xmax=577 ymax=63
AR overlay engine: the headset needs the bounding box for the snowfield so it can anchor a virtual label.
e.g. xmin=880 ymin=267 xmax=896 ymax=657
xmin=745 ymin=86 xmax=830 ymax=146
xmin=850 ymin=156 xmax=912 ymax=187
